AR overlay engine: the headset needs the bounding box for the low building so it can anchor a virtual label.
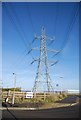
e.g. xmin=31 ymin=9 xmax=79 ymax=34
xmin=67 ymin=89 xmax=79 ymax=94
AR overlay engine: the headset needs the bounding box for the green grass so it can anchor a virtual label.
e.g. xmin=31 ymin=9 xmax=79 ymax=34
xmin=2 ymin=92 xmax=68 ymax=106
xmin=13 ymin=93 xmax=68 ymax=104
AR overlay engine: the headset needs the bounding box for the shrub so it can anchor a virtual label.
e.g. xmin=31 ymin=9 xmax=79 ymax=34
xmin=14 ymin=97 xmax=22 ymax=103
xmin=58 ymin=94 xmax=63 ymax=99
xmin=62 ymin=93 xmax=68 ymax=98
xmin=45 ymin=94 xmax=59 ymax=102
xmin=58 ymin=93 xmax=68 ymax=99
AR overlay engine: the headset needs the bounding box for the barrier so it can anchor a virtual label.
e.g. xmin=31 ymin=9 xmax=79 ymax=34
xmin=2 ymin=91 xmax=56 ymax=101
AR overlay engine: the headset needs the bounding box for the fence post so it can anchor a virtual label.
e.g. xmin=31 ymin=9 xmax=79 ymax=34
xmin=44 ymin=92 xmax=46 ymax=100
xmin=34 ymin=92 xmax=36 ymax=98
xmin=21 ymin=92 xmax=24 ymax=101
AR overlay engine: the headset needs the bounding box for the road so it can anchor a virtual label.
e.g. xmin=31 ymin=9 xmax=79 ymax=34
xmin=2 ymin=95 xmax=80 ymax=119
xmin=2 ymin=104 xmax=80 ymax=119
xmin=56 ymin=95 xmax=79 ymax=103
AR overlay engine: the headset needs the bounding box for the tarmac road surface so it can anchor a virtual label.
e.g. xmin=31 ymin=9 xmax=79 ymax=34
xmin=56 ymin=95 xmax=79 ymax=104
xmin=2 ymin=104 xmax=80 ymax=119
xmin=2 ymin=95 xmax=80 ymax=119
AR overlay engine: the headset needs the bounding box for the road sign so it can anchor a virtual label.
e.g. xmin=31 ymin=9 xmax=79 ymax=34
xmin=26 ymin=92 xmax=33 ymax=98
xmin=56 ymin=84 xmax=59 ymax=87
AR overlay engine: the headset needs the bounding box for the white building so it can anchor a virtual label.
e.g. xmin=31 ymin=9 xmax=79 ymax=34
xmin=67 ymin=89 xmax=79 ymax=94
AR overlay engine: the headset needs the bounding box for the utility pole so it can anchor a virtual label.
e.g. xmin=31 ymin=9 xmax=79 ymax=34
xmin=28 ymin=26 xmax=60 ymax=93
xmin=12 ymin=73 xmax=16 ymax=104
xmin=59 ymin=76 xmax=63 ymax=93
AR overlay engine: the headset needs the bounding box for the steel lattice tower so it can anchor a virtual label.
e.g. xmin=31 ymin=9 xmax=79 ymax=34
xmin=28 ymin=26 xmax=60 ymax=92
xmin=32 ymin=27 xmax=54 ymax=92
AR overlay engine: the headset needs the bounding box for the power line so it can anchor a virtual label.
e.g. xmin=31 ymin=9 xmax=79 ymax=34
xmin=61 ymin=3 xmax=79 ymax=50
xmin=47 ymin=3 xmax=59 ymax=47
xmin=52 ymin=3 xmax=79 ymax=58
xmin=11 ymin=50 xmax=28 ymax=71
xmin=10 ymin=4 xmax=28 ymax=45
xmin=3 ymin=3 xmax=35 ymax=72
xmin=25 ymin=4 xmax=35 ymax=34
xmin=3 ymin=3 xmax=28 ymax=49
xmin=25 ymin=4 xmax=38 ymax=48
xmin=9 ymin=3 xmax=34 ymax=59
xmin=53 ymin=2 xmax=59 ymax=37
xmin=3 ymin=3 xmax=34 ymax=60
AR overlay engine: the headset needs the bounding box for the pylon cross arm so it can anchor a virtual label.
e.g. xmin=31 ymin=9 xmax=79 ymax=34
xmin=32 ymin=47 xmax=39 ymax=50
xmin=34 ymin=34 xmax=40 ymax=40
xmin=47 ymin=49 xmax=60 ymax=53
xmin=46 ymin=36 xmax=55 ymax=41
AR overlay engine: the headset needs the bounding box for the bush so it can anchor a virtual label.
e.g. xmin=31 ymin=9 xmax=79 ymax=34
xmin=14 ymin=97 xmax=22 ymax=103
xmin=58 ymin=94 xmax=63 ymax=99
xmin=58 ymin=93 xmax=68 ymax=99
xmin=31 ymin=97 xmax=45 ymax=104
xmin=62 ymin=93 xmax=68 ymax=98
xmin=45 ymin=93 xmax=68 ymax=103
xmin=45 ymin=94 xmax=59 ymax=103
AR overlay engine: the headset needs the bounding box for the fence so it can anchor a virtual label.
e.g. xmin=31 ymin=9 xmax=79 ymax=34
xmin=2 ymin=91 xmax=59 ymax=101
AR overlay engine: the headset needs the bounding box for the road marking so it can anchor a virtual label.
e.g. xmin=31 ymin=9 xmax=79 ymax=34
xmin=70 ymin=102 xmax=79 ymax=106
xmin=0 ymin=107 xmax=37 ymax=110
xmin=1 ymin=102 xmax=79 ymax=110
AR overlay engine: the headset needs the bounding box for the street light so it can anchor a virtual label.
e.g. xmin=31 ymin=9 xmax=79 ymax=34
xmin=56 ymin=84 xmax=59 ymax=93
xmin=54 ymin=75 xmax=63 ymax=93
xmin=59 ymin=76 xmax=63 ymax=93
xmin=12 ymin=73 xmax=16 ymax=104
xmin=51 ymin=75 xmax=64 ymax=93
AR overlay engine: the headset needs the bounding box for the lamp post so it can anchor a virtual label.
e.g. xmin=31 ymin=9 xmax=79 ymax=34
xmin=59 ymin=76 xmax=63 ymax=93
xmin=12 ymin=73 xmax=16 ymax=104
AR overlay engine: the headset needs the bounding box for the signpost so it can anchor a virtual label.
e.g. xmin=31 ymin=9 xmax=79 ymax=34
xmin=56 ymin=84 xmax=59 ymax=93
xmin=12 ymin=73 xmax=16 ymax=104
xmin=26 ymin=92 xmax=33 ymax=98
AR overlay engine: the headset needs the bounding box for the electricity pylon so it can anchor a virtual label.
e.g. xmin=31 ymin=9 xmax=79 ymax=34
xmin=28 ymin=26 xmax=60 ymax=93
